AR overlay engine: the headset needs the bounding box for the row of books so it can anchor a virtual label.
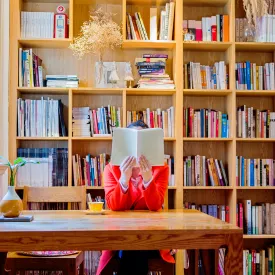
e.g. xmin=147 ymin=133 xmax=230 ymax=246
xmin=72 ymin=154 xmax=109 ymax=187
xmin=17 ymin=98 xmax=67 ymax=137
xmin=135 ymin=54 xmax=175 ymax=89
xmin=72 ymin=106 xmax=122 ymax=137
xmin=126 ymin=12 xmax=148 ymax=40
xmin=28 ymin=202 xmax=73 ymax=210
xmin=235 ymin=62 xmax=275 ymax=90
xmin=183 ymin=108 xmax=230 ymax=138
xmin=236 ymin=16 xmax=275 ymax=43
xmin=184 ymin=61 xmax=228 ymax=90
xmin=165 ymin=155 xmax=175 ymax=187
xmin=183 ymin=15 xmax=229 ymax=42
xmin=236 ymin=106 xmax=275 ymax=138
xmin=236 ymin=157 xmax=275 ymax=187
xmin=183 ymin=156 xmax=228 ymax=187
xmin=21 ymin=12 xmax=55 ymax=39
xmin=19 ymin=48 xmax=43 ymax=87
xmin=126 ymin=107 xmax=175 ymax=138
xmin=184 ymin=202 xmax=230 ymax=222
xmin=46 ymin=75 xmax=79 ymax=88
xmin=16 ymin=148 xmax=68 ymax=187
xmin=238 ymin=200 xmax=275 ymax=235
xmin=243 ymin=247 xmax=275 ymax=275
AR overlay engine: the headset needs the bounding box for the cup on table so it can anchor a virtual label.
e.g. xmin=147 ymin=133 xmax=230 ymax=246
xmin=88 ymin=202 xmax=104 ymax=212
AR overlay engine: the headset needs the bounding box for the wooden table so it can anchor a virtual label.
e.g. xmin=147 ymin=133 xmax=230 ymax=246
xmin=0 ymin=209 xmax=242 ymax=274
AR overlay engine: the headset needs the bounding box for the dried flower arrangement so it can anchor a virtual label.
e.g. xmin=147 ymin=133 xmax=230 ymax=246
xmin=242 ymin=0 xmax=268 ymax=26
xmin=69 ymin=9 xmax=123 ymax=61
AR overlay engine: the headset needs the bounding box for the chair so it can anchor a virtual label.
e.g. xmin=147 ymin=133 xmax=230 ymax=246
xmin=5 ymin=186 xmax=87 ymax=275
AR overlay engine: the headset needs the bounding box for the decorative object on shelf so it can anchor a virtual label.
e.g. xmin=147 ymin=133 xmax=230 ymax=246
xmin=243 ymin=21 xmax=256 ymax=42
xmin=0 ymin=156 xmax=39 ymax=217
xmin=242 ymin=0 xmax=267 ymax=26
xmin=54 ymin=5 xmax=69 ymax=38
xmin=109 ymin=62 xmax=120 ymax=88
xmin=69 ymin=9 xmax=122 ymax=83
xmin=124 ymin=62 xmax=134 ymax=88
xmin=95 ymin=62 xmax=128 ymax=88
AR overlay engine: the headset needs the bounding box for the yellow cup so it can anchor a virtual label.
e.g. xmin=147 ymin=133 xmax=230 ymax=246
xmin=88 ymin=202 xmax=104 ymax=212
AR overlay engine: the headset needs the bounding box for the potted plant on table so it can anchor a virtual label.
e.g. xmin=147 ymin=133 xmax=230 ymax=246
xmin=0 ymin=157 xmax=39 ymax=217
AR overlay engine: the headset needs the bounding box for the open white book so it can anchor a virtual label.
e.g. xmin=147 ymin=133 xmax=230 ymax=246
xmin=111 ymin=128 xmax=164 ymax=166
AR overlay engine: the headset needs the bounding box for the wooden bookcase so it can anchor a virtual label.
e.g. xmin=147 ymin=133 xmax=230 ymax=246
xmin=9 ymin=0 xmax=275 ymax=273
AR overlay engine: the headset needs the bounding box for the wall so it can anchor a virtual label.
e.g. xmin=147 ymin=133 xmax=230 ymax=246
xmin=0 ymin=0 xmax=9 ymax=199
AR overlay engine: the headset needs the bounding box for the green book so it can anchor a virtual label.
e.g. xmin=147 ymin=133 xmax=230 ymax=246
xmin=248 ymin=253 xmax=252 ymax=275
xmin=272 ymin=245 xmax=275 ymax=275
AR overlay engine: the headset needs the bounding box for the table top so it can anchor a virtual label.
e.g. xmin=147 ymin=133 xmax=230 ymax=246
xmin=0 ymin=210 xmax=242 ymax=251
xmin=0 ymin=209 xmax=240 ymax=234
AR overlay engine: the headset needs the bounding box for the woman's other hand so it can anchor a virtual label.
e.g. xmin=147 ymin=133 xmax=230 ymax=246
xmin=138 ymin=155 xmax=152 ymax=184
xmin=119 ymin=156 xmax=135 ymax=189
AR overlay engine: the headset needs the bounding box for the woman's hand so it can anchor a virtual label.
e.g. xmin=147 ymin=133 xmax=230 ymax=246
xmin=119 ymin=156 xmax=135 ymax=189
xmin=138 ymin=155 xmax=152 ymax=183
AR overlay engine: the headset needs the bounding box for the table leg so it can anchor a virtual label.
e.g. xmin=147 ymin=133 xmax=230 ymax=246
xmin=0 ymin=252 xmax=7 ymax=275
xmin=224 ymin=233 xmax=243 ymax=275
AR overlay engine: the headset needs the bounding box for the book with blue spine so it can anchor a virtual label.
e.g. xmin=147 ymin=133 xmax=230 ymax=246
xmin=250 ymin=159 xmax=254 ymax=186
xmin=241 ymin=156 xmax=245 ymax=186
xmin=246 ymin=61 xmax=251 ymax=90
xmin=221 ymin=114 xmax=227 ymax=138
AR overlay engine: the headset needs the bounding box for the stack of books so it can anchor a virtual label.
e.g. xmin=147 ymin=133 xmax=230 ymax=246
xmin=17 ymin=98 xmax=67 ymax=137
xmin=90 ymin=106 xmax=122 ymax=137
xmin=184 ymin=61 xmax=228 ymax=90
xmin=183 ymin=108 xmax=230 ymax=138
xmin=126 ymin=106 xmax=175 ymax=137
xmin=184 ymin=202 xmax=230 ymax=222
xmin=236 ymin=106 xmax=275 ymax=138
xmin=243 ymin=247 xmax=275 ymax=274
xmin=184 ymin=156 xmax=228 ymax=187
xmin=72 ymin=153 xmax=109 ymax=187
xmin=21 ymin=12 xmax=55 ymax=38
xmin=16 ymin=148 xmax=68 ymax=187
xmin=183 ymin=15 xmax=229 ymax=42
xmin=18 ymin=48 xmax=43 ymax=87
xmin=72 ymin=107 xmax=91 ymax=137
xmin=126 ymin=12 xmax=148 ymax=40
xmin=165 ymin=155 xmax=175 ymax=187
xmin=235 ymin=62 xmax=275 ymax=90
xmin=238 ymin=200 xmax=275 ymax=235
xmin=236 ymin=157 xmax=275 ymax=187
xmin=46 ymin=75 xmax=79 ymax=88
xmin=135 ymin=54 xmax=175 ymax=89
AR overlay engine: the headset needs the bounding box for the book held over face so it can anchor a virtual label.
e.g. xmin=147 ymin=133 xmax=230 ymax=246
xmin=111 ymin=128 xmax=165 ymax=166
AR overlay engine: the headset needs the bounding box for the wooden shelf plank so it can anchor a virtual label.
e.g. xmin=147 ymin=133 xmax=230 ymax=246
xmin=16 ymin=137 xmax=69 ymax=141
xmin=122 ymin=40 xmax=176 ymax=49
xmin=183 ymin=89 xmax=231 ymax=96
xmin=237 ymin=186 xmax=275 ymax=189
xmin=71 ymin=137 xmax=175 ymax=141
xmin=86 ymin=186 xmax=105 ymax=190
xmin=236 ymin=90 xmax=275 ymax=96
xmin=244 ymin=235 xmax=275 ymax=239
xmin=72 ymin=88 xmax=123 ymax=95
xmin=126 ymin=88 xmax=176 ymax=96
xmin=236 ymin=42 xmax=275 ymax=52
xmin=168 ymin=186 xmax=177 ymax=189
xmin=183 ymin=138 xmax=233 ymax=141
xmin=17 ymin=87 xmax=69 ymax=94
xmin=183 ymin=0 xmax=229 ymax=6
xmin=183 ymin=42 xmax=232 ymax=51
xmin=183 ymin=186 xmax=233 ymax=190
xmin=236 ymin=138 xmax=275 ymax=142
xmin=19 ymin=39 xmax=72 ymax=48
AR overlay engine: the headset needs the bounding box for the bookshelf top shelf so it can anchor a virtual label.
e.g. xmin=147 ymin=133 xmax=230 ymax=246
xmin=122 ymin=40 xmax=176 ymax=49
xmin=183 ymin=0 xmax=229 ymax=7
xmin=18 ymin=87 xmax=69 ymax=94
xmin=19 ymin=39 xmax=72 ymax=49
xmin=236 ymin=90 xmax=275 ymax=96
xmin=183 ymin=42 xmax=232 ymax=51
xmin=237 ymin=187 xmax=275 ymax=190
xmin=236 ymin=138 xmax=275 ymax=142
xmin=243 ymin=235 xmax=275 ymax=239
xmin=183 ymin=89 xmax=231 ymax=96
xmin=235 ymin=42 xmax=275 ymax=52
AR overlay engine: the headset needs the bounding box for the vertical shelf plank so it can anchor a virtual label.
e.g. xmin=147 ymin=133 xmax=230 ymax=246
xmin=69 ymin=0 xmax=74 ymax=40
xmin=122 ymin=89 xmax=127 ymax=127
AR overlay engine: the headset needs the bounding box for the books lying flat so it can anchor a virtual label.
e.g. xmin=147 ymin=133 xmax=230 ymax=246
xmin=111 ymin=128 xmax=164 ymax=166
xmin=0 ymin=215 xmax=34 ymax=222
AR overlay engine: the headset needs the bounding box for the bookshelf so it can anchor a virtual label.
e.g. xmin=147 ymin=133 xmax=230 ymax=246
xmin=9 ymin=0 xmax=275 ymax=273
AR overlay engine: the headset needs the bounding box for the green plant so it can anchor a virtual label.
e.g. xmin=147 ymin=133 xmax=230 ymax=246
xmin=0 ymin=156 xmax=39 ymax=186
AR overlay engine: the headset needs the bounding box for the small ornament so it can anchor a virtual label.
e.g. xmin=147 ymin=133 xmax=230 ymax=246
xmin=124 ymin=62 xmax=134 ymax=88
xmin=54 ymin=5 xmax=68 ymax=38
xmin=109 ymin=62 xmax=120 ymax=88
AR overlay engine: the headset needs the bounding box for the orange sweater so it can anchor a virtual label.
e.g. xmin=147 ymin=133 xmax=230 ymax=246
xmin=96 ymin=163 xmax=175 ymax=275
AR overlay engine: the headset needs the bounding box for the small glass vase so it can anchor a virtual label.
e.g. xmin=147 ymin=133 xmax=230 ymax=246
xmin=0 ymin=186 xmax=23 ymax=217
xmin=244 ymin=23 xmax=256 ymax=42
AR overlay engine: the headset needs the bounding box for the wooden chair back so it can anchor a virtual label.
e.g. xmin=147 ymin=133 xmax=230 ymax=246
xmin=23 ymin=186 xmax=87 ymax=210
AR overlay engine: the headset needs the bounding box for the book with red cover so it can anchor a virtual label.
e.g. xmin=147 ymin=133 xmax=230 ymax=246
xmin=211 ymin=16 xmax=217 ymax=41
xmin=225 ymin=205 xmax=230 ymax=222
xmin=239 ymin=203 xmax=243 ymax=229
xmin=195 ymin=21 xmax=202 ymax=41
xmin=131 ymin=16 xmax=141 ymax=40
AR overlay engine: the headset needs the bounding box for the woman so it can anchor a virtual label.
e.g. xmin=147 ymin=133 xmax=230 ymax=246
xmin=96 ymin=120 xmax=175 ymax=275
